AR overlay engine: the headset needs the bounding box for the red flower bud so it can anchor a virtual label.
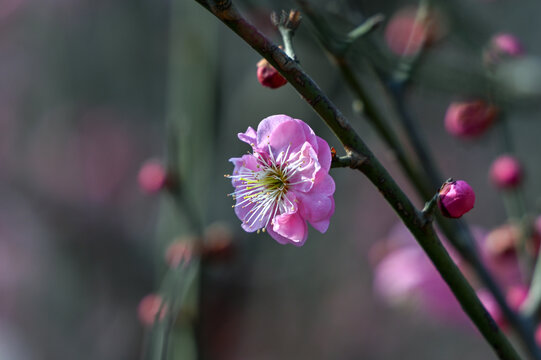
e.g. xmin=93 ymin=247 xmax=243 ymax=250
xmin=138 ymin=159 xmax=168 ymax=194
xmin=256 ymin=59 xmax=287 ymax=89
xmin=444 ymin=101 xmax=497 ymax=138
xmin=438 ymin=180 xmax=475 ymax=218
xmin=489 ymin=155 xmax=523 ymax=189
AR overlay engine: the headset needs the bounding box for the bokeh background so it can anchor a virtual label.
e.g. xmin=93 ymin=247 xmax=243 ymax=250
xmin=1 ymin=0 xmax=541 ymax=359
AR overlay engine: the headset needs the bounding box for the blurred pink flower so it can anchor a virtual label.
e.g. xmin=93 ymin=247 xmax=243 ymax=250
xmin=228 ymin=115 xmax=335 ymax=246
xmin=138 ymin=159 xmax=168 ymax=194
xmin=506 ymin=285 xmax=528 ymax=310
xmin=489 ymin=154 xmax=523 ymax=189
xmin=373 ymin=224 xmax=466 ymax=324
xmin=0 ymin=0 xmax=24 ymax=21
xmin=476 ymin=289 xmax=504 ymax=326
xmin=384 ymin=6 xmax=445 ymax=56
xmin=444 ymin=100 xmax=497 ymax=138
xmin=26 ymin=107 xmax=150 ymax=205
xmin=137 ymin=294 xmax=167 ymax=327
xmin=492 ymin=34 xmax=524 ymax=57
xmin=165 ymin=240 xmax=193 ymax=269
xmin=372 ymin=222 xmax=523 ymax=327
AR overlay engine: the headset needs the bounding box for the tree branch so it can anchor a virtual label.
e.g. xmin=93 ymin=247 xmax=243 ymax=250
xmin=193 ymin=1 xmax=523 ymax=359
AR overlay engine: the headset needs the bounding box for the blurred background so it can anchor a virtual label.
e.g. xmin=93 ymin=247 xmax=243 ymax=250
xmin=2 ymin=0 xmax=541 ymax=359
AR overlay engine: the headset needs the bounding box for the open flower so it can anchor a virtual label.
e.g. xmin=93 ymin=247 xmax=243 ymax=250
xmin=227 ymin=115 xmax=335 ymax=246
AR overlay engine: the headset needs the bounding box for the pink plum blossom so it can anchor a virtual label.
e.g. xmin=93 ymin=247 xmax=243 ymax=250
xmin=373 ymin=222 xmax=524 ymax=327
xmin=373 ymin=223 xmax=469 ymax=324
xmin=228 ymin=115 xmax=335 ymax=246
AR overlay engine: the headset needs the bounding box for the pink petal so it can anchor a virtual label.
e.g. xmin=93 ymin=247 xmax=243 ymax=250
xmin=265 ymin=226 xmax=290 ymax=245
xmin=238 ymin=126 xmax=257 ymax=146
xmin=268 ymin=120 xmax=316 ymax=156
xmin=229 ymin=155 xmax=259 ymax=187
xmin=312 ymin=172 xmax=335 ymax=197
xmin=316 ymin=136 xmax=331 ymax=172
xmin=298 ymin=193 xmax=334 ymax=222
xmin=288 ymin=142 xmax=320 ymax=193
xmin=305 ymin=196 xmax=334 ymax=233
xmin=297 ymin=119 xmax=319 ymax=153
xmin=234 ymin=199 xmax=269 ymax=233
xmin=309 ymin=217 xmax=331 ymax=233
xmin=256 ymin=114 xmax=292 ymax=148
xmin=270 ymin=211 xmax=308 ymax=246
xmin=258 ymin=116 xmax=318 ymax=155
xmin=229 ymin=154 xmax=258 ymax=171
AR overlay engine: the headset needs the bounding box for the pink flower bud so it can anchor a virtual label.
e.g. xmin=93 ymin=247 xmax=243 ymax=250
xmin=137 ymin=294 xmax=167 ymax=327
xmin=492 ymin=33 xmax=524 ymax=57
xmin=489 ymin=155 xmax=523 ymax=189
xmin=438 ymin=180 xmax=475 ymax=218
xmin=256 ymin=59 xmax=287 ymax=89
xmin=384 ymin=6 xmax=445 ymax=56
xmin=165 ymin=239 xmax=194 ymax=269
xmin=138 ymin=159 xmax=168 ymax=194
xmin=484 ymin=34 xmax=524 ymax=66
xmin=444 ymin=101 xmax=498 ymax=138
xmin=485 ymin=223 xmax=519 ymax=260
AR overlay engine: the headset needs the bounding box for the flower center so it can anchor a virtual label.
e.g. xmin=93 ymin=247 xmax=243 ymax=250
xmin=228 ymin=145 xmax=302 ymax=232
xmin=259 ymin=167 xmax=289 ymax=193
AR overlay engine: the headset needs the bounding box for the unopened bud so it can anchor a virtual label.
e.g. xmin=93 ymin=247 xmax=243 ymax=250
xmin=202 ymin=222 xmax=234 ymax=262
xmin=137 ymin=294 xmax=167 ymax=327
xmin=138 ymin=159 xmax=169 ymax=194
xmin=438 ymin=180 xmax=475 ymax=218
xmin=489 ymin=155 xmax=523 ymax=189
xmin=256 ymin=59 xmax=287 ymax=89
xmin=494 ymin=33 xmax=523 ymax=56
xmin=485 ymin=223 xmax=519 ymax=259
xmin=165 ymin=239 xmax=195 ymax=268
xmin=444 ymin=100 xmax=497 ymax=138
xmin=484 ymin=33 xmax=524 ymax=67
xmin=384 ymin=6 xmax=445 ymax=56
